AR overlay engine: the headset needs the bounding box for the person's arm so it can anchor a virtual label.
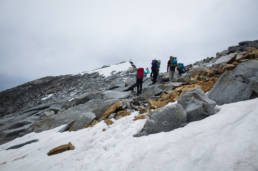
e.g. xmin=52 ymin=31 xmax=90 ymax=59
xmin=167 ymin=60 xmax=169 ymax=72
xmin=144 ymin=68 xmax=150 ymax=75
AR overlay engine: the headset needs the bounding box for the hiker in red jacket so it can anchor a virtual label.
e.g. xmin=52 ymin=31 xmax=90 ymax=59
xmin=135 ymin=68 xmax=150 ymax=95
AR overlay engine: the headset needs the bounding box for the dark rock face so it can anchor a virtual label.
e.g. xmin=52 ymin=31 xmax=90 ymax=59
xmin=228 ymin=40 xmax=258 ymax=53
xmin=216 ymin=40 xmax=258 ymax=57
xmin=208 ymin=60 xmax=258 ymax=105
xmin=178 ymin=89 xmax=216 ymax=122
xmin=0 ymin=62 xmax=136 ymax=144
xmin=135 ymin=103 xmax=186 ymax=136
xmin=6 ymin=139 xmax=38 ymax=150
xmin=0 ymin=73 xmax=105 ymax=116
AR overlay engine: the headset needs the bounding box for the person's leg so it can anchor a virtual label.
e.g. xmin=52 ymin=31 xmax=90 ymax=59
xmin=169 ymin=70 xmax=172 ymax=81
xmin=136 ymin=79 xmax=140 ymax=95
xmin=139 ymin=79 xmax=143 ymax=94
xmin=153 ymin=70 xmax=158 ymax=83
xmin=169 ymin=70 xmax=174 ymax=81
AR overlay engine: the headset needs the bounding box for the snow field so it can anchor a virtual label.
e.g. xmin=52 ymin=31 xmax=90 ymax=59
xmin=1 ymin=98 xmax=258 ymax=171
xmin=83 ymin=62 xmax=133 ymax=77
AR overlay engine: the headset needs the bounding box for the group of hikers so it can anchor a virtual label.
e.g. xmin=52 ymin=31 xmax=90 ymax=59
xmin=135 ymin=56 xmax=187 ymax=95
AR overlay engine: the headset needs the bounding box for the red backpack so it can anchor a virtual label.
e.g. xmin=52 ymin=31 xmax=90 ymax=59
xmin=136 ymin=68 xmax=144 ymax=80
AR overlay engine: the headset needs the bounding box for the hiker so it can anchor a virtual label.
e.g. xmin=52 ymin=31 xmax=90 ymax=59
xmin=135 ymin=67 xmax=149 ymax=95
xmin=167 ymin=56 xmax=177 ymax=81
xmin=150 ymin=59 xmax=161 ymax=84
xmin=177 ymin=63 xmax=187 ymax=76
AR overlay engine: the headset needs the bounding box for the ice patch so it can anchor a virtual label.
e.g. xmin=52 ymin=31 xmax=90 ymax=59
xmin=41 ymin=94 xmax=53 ymax=101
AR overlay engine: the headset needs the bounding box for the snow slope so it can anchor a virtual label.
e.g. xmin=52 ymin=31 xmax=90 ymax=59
xmin=1 ymin=98 xmax=258 ymax=171
xmin=82 ymin=61 xmax=133 ymax=77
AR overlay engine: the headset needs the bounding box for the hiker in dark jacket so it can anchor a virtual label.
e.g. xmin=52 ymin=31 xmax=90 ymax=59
xmin=167 ymin=56 xmax=177 ymax=81
xmin=134 ymin=68 xmax=149 ymax=95
xmin=150 ymin=59 xmax=160 ymax=84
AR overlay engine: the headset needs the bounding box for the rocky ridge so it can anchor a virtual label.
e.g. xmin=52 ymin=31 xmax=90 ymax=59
xmin=0 ymin=41 xmax=258 ymax=145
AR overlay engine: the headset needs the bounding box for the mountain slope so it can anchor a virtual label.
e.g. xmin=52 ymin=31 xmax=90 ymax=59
xmin=0 ymin=40 xmax=258 ymax=171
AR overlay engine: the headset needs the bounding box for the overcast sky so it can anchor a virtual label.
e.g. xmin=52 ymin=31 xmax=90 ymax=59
xmin=0 ymin=0 xmax=258 ymax=91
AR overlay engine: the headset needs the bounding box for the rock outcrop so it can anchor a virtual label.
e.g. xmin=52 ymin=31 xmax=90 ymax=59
xmin=208 ymin=60 xmax=258 ymax=105
xmin=0 ymin=40 xmax=258 ymax=145
xmin=135 ymin=103 xmax=186 ymax=136
xmin=178 ymin=89 xmax=216 ymax=122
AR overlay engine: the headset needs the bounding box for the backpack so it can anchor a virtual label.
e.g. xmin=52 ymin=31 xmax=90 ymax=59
xmin=136 ymin=68 xmax=144 ymax=80
xmin=157 ymin=60 xmax=161 ymax=68
xmin=151 ymin=60 xmax=158 ymax=69
xmin=170 ymin=57 xmax=177 ymax=67
xmin=178 ymin=63 xmax=184 ymax=69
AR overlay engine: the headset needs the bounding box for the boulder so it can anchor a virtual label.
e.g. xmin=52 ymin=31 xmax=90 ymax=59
xmin=208 ymin=60 xmax=258 ymax=105
xmin=92 ymin=99 xmax=119 ymax=119
xmin=33 ymin=105 xmax=96 ymax=132
xmin=135 ymin=103 xmax=186 ymax=136
xmin=250 ymin=80 xmax=258 ymax=96
xmin=178 ymin=89 xmax=216 ymax=122
xmin=159 ymin=73 xmax=170 ymax=83
xmin=140 ymin=85 xmax=163 ymax=99
xmin=67 ymin=112 xmax=96 ymax=131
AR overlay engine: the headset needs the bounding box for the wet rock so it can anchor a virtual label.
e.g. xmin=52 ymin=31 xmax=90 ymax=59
xmin=135 ymin=103 xmax=186 ymax=136
xmin=178 ymin=89 xmax=216 ymax=122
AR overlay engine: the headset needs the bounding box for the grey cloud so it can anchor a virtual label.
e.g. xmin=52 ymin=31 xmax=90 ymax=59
xmin=0 ymin=0 xmax=258 ymax=91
